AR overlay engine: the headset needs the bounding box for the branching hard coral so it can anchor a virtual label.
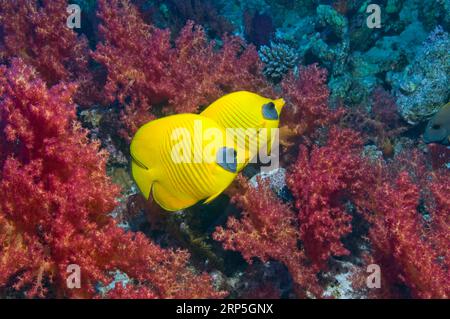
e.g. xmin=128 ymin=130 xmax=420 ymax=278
xmin=213 ymin=176 xmax=322 ymax=298
xmin=287 ymin=127 xmax=374 ymax=271
xmin=259 ymin=42 xmax=298 ymax=83
xmin=362 ymin=172 xmax=449 ymax=298
xmin=279 ymin=64 xmax=344 ymax=152
xmin=0 ymin=59 xmax=225 ymax=299
xmin=0 ymin=0 xmax=99 ymax=107
xmin=94 ymin=0 xmax=271 ymax=140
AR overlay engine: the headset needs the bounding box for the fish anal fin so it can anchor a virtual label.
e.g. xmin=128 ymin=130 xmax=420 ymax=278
xmin=203 ymin=190 xmax=222 ymax=204
xmin=152 ymin=183 xmax=197 ymax=212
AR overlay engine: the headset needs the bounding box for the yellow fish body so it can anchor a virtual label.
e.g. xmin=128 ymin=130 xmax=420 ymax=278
xmin=201 ymin=91 xmax=285 ymax=170
xmin=130 ymin=113 xmax=239 ymax=211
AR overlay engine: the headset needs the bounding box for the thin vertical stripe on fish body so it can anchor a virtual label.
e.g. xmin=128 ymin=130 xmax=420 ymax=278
xmin=130 ymin=113 xmax=239 ymax=211
xmin=201 ymin=91 xmax=285 ymax=170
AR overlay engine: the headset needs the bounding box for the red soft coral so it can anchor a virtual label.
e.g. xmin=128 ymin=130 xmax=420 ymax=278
xmin=427 ymin=143 xmax=450 ymax=170
xmin=0 ymin=59 xmax=225 ymax=298
xmin=279 ymin=64 xmax=344 ymax=150
xmin=93 ymin=0 xmax=271 ymax=140
xmin=213 ymin=177 xmax=322 ymax=298
xmin=364 ymin=172 xmax=449 ymax=298
xmin=340 ymin=88 xmax=407 ymax=157
xmin=0 ymin=0 xmax=99 ymax=106
xmin=93 ymin=0 xmax=173 ymax=136
xmin=287 ymin=127 xmax=373 ymax=271
xmin=166 ymin=21 xmax=272 ymax=114
xmin=426 ymin=173 xmax=450 ymax=265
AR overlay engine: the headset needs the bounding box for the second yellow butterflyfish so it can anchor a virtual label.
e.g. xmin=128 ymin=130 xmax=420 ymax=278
xmin=201 ymin=91 xmax=285 ymax=170
xmin=130 ymin=113 xmax=240 ymax=211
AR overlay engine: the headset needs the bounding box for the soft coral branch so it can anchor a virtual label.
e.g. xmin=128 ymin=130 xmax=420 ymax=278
xmin=0 ymin=59 xmax=225 ymax=298
xmin=364 ymin=172 xmax=449 ymax=298
xmin=0 ymin=0 xmax=99 ymax=106
xmin=93 ymin=0 xmax=271 ymax=140
xmin=280 ymin=64 xmax=344 ymax=148
xmin=287 ymin=127 xmax=373 ymax=271
xmin=213 ymin=177 xmax=322 ymax=298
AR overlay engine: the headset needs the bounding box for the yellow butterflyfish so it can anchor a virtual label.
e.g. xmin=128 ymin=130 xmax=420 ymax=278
xmin=201 ymin=91 xmax=285 ymax=170
xmin=130 ymin=113 xmax=240 ymax=211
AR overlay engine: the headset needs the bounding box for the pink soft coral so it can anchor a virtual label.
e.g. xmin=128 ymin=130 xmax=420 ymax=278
xmin=0 ymin=0 xmax=99 ymax=106
xmin=287 ymin=127 xmax=372 ymax=271
xmin=166 ymin=21 xmax=272 ymax=114
xmin=426 ymin=173 xmax=450 ymax=265
xmin=93 ymin=0 xmax=271 ymax=140
xmin=280 ymin=64 xmax=344 ymax=146
xmin=93 ymin=0 xmax=173 ymax=136
xmin=0 ymin=59 xmax=225 ymax=298
xmin=363 ymin=172 xmax=449 ymax=298
xmin=213 ymin=177 xmax=322 ymax=298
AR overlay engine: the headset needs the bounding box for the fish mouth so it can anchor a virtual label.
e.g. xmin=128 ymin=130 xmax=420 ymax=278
xmin=130 ymin=154 xmax=153 ymax=200
xmin=130 ymin=152 xmax=149 ymax=170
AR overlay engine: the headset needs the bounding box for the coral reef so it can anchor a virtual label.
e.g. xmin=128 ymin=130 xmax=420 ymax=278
xmin=391 ymin=26 xmax=450 ymax=123
xmin=0 ymin=59 xmax=224 ymax=298
xmin=0 ymin=0 xmax=448 ymax=300
xmin=259 ymin=42 xmax=298 ymax=83
xmin=0 ymin=0 xmax=100 ymax=107
xmin=287 ymin=127 xmax=373 ymax=271
xmin=93 ymin=0 xmax=271 ymax=140
xmin=213 ymin=176 xmax=322 ymax=298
